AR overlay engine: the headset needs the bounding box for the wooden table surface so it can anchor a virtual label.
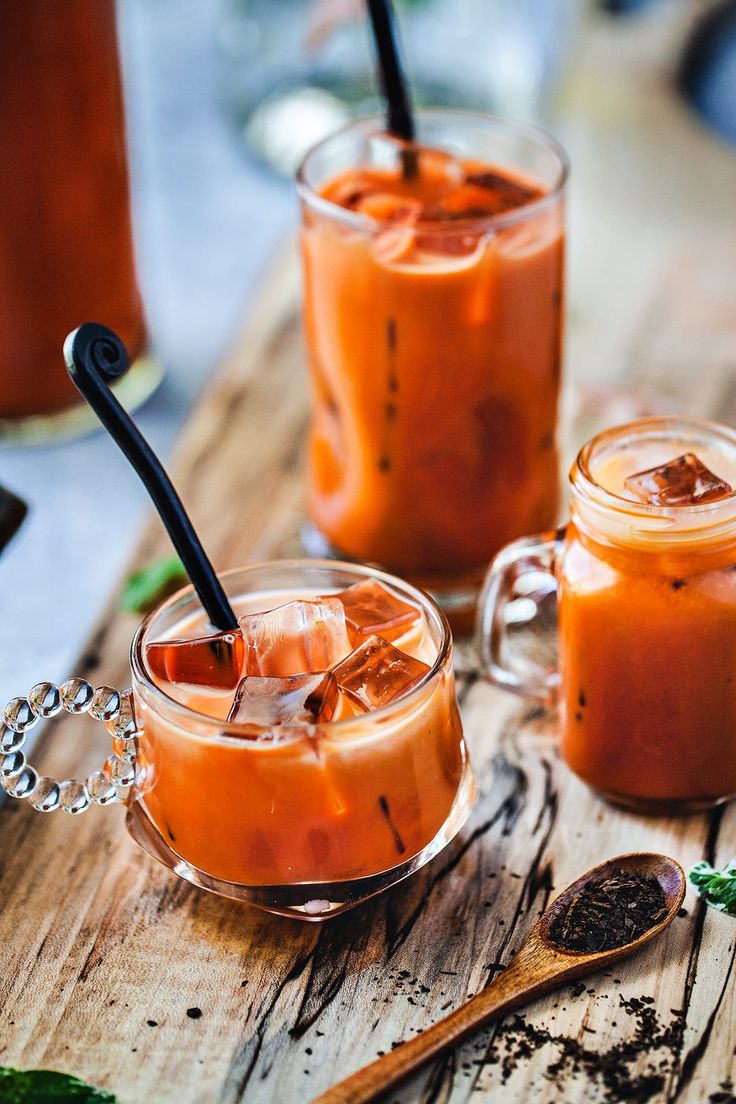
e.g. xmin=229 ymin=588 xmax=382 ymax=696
xmin=3 ymin=13 xmax=736 ymax=1104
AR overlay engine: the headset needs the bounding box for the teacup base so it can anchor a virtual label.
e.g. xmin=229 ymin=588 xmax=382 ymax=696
xmin=125 ymin=762 xmax=476 ymax=921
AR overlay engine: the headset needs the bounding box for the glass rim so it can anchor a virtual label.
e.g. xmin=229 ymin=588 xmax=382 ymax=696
xmin=130 ymin=558 xmax=453 ymax=742
xmin=296 ymin=108 xmax=569 ymax=234
xmin=571 ymin=415 xmax=736 ymax=522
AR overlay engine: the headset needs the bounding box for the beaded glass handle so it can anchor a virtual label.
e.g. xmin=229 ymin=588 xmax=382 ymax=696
xmin=1 ymin=679 xmax=138 ymax=813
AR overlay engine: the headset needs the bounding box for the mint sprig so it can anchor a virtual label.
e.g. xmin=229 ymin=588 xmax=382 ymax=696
xmin=688 ymin=859 xmax=736 ymax=915
xmin=0 ymin=1068 xmax=116 ymax=1102
xmin=120 ymin=555 xmax=188 ymax=615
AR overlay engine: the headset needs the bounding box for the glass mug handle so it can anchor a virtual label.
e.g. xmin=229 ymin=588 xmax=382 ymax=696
xmin=477 ymin=526 xmax=566 ymax=706
xmin=1 ymin=679 xmax=138 ymax=812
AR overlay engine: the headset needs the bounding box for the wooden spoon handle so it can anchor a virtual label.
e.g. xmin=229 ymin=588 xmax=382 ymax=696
xmin=312 ymin=959 xmax=551 ymax=1104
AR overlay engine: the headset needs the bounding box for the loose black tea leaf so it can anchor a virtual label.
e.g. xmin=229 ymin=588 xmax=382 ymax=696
xmin=549 ymin=869 xmax=667 ymax=952
xmin=378 ymin=794 xmax=406 ymax=856
xmin=486 ymin=998 xmax=686 ymax=1102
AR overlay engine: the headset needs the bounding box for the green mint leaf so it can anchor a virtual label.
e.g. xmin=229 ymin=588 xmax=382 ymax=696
xmin=0 ymin=1068 xmax=117 ymax=1102
xmin=687 ymin=859 xmax=736 ymax=915
xmin=120 ymin=556 xmax=188 ymax=615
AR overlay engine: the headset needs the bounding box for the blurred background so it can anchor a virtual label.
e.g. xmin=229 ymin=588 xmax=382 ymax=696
xmin=1 ymin=0 xmax=735 ymax=701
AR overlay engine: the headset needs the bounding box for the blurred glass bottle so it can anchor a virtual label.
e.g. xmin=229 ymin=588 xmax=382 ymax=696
xmin=217 ymin=0 xmax=579 ymax=175
xmin=0 ymin=0 xmax=159 ymax=439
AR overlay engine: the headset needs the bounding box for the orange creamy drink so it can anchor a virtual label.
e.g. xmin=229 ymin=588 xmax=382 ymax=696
xmin=560 ymin=418 xmax=736 ymax=813
xmin=298 ymin=112 xmax=567 ymax=613
xmin=130 ymin=563 xmax=473 ymax=914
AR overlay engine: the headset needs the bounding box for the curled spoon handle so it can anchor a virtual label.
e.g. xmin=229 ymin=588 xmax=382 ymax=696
xmin=65 ymin=323 xmax=238 ymax=632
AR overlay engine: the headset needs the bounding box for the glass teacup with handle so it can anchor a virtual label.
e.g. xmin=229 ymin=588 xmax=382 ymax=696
xmin=1 ymin=326 xmax=475 ymax=920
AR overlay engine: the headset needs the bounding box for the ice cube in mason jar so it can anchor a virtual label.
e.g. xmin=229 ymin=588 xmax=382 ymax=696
xmin=624 ymin=452 xmax=733 ymax=506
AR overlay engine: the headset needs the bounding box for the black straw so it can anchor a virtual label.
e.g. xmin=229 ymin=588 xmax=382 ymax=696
xmin=64 ymin=323 xmax=239 ymax=633
xmin=366 ymin=0 xmax=415 ymax=143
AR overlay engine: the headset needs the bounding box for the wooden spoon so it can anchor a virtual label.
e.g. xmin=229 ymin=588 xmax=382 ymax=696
xmin=313 ymin=852 xmax=685 ymax=1104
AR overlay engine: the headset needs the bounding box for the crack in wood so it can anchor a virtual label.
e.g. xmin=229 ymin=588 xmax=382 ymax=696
xmin=456 ymin=671 xmax=480 ymax=707
xmin=422 ymin=1045 xmax=456 ymax=1104
xmin=384 ymin=749 xmax=529 ymax=961
xmin=675 ymin=806 xmax=723 ymax=1020
xmin=222 ymin=946 xmax=317 ymax=1101
xmin=669 ymin=938 xmax=736 ymax=1102
xmin=76 ymin=622 xmax=112 ymax=680
xmin=532 ymin=757 xmax=557 ymax=835
xmin=464 ymin=750 xmax=558 ymax=1098
xmin=288 ymin=908 xmax=376 ymax=1040
xmin=666 ymin=805 xmax=728 ymax=1102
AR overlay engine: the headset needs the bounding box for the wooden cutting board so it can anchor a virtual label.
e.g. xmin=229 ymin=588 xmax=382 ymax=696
xmin=1 ymin=235 xmax=736 ymax=1104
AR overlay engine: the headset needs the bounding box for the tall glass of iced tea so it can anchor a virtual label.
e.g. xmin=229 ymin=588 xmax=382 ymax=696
xmin=298 ymin=111 xmax=567 ymax=624
xmin=129 ymin=560 xmax=474 ymax=919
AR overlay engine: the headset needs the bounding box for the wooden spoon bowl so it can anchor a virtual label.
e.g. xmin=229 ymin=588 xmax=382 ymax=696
xmin=537 ymin=851 xmax=686 ymax=971
xmin=314 ymin=852 xmax=685 ymax=1104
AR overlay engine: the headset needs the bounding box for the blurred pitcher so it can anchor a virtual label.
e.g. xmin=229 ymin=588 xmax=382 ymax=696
xmin=0 ymin=0 xmax=157 ymax=437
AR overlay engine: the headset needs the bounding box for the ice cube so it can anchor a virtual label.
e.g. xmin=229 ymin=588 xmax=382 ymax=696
xmin=336 ymin=579 xmax=421 ymax=644
xmin=361 ymin=134 xmax=464 ymax=189
xmin=624 ymin=452 xmax=733 ymax=506
xmin=356 ymin=192 xmax=422 ymax=223
xmin=462 ymin=168 xmax=541 ymax=213
xmin=360 ymin=131 xmax=410 ymax=173
xmin=413 ymin=145 xmax=464 ymax=195
xmin=146 ymin=631 xmax=244 ymax=690
xmin=331 ymin=635 xmax=431 ymax=711
xmin=370 ymin=224 xmax=417 ymax=265
xmin=239 ymin=598 xmax=352 ymax=677
xmin=327 ymin=176 xmax=380 ymax=210
xmin=414 ymin=226 xmax=485 ymax=260
xmin=227 ymin=672 xmax=340 ymax=726
xmin=362 ymin=191 xmax=422 ymax=264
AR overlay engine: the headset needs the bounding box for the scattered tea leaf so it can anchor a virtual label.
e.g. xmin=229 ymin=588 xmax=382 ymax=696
xmin=120 ymin=556 xmax=187 ymax=615
xmin=0 ymin=1068 xmax=117 ymax=1102
xmin=688 ymin=859 xmax=736 ymax=915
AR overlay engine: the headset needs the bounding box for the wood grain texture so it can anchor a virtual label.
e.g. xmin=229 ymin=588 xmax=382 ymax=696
xmin=4 ymin=12 xmax=736 ymax=1099
xmin=312 ymin=856 xmax=686 ymax=1104
xmin=1 ymin=238 xmax=735 ymax=1104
